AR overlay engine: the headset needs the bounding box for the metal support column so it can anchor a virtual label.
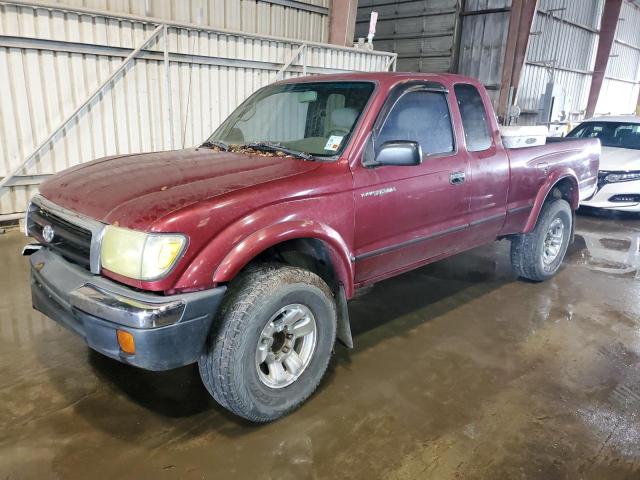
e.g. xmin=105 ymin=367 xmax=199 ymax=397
xmin=497 ymin=0 xmax=539 ymax=121
xmin=586 ymin=0 xmax=624 ymax=118
xmin=328 ymin=0 xmax=358 ymax=46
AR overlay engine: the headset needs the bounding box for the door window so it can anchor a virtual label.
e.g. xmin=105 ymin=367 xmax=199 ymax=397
xmin=454 ymin=84 xmax=492 ymax=152
xmin=377 ymin=90 xmax=455 ymax=156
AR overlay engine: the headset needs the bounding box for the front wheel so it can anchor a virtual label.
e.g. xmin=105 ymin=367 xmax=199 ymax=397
xmin=510 ymin=199 xmax=572 ymax=282
xmin=198 ymin=264 xmax=336 ymax=422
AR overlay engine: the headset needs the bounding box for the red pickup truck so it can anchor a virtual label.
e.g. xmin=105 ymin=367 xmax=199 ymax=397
xmin=24 ymin=73 xmax=599 ymax=422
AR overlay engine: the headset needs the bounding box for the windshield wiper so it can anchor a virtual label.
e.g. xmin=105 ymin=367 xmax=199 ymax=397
xmin=243 ymin=142 xmax=313 ymax=160
xmin=200 ymin=140 xmax=229 ymax=151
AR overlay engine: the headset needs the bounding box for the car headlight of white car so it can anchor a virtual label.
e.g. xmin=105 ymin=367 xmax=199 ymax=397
xmin=100 ymin=225 xmax=187 ymax=280
xmin=605 ymin=171 xmax=640 ymax=183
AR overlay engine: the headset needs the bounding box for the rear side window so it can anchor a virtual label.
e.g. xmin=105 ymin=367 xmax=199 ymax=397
xmin=377 ymin=90 xmax=455 ymax=156
xmin=454 ymin=84 xmax=492 ymax=152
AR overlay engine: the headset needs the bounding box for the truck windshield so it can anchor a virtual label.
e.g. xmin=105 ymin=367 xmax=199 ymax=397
xmin=206 ymin=81 xmax=375 ymax=157
xmin=567 ymin=121 xmax=640 ymax=150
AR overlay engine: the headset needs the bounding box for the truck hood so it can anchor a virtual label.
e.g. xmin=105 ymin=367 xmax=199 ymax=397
xmin=39 ymin=149 xmax=320 ymax=228
xmin=600 ymin=146 xmax=640 ymax=171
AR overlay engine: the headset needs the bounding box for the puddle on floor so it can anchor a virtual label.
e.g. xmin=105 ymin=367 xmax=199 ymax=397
xmin=573 ymin=210 xmax=640 ymax=277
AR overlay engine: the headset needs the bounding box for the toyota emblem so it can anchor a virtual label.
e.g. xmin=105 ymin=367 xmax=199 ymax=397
xmin=42 ymin=224 xmax=55 ymax=243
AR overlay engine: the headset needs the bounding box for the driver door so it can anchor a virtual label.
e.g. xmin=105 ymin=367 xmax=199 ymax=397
xmin=352 ymin=82 xmax=470 ymax=284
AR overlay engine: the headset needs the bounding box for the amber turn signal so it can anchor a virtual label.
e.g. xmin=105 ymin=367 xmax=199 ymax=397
xmin=116 ymin=330 xmax=135 ymax=354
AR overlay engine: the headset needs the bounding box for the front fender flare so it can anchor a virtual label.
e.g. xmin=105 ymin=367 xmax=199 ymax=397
xmin=212 ymin=220 xmax=355 ymax=298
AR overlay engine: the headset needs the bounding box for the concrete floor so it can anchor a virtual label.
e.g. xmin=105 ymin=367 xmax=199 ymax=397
xmin=1 ymin=210 xmax=640 ymax=479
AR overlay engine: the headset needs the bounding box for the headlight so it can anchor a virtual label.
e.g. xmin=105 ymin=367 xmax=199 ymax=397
xmin=100 ymin=225 xmax=187 ymax=280
xmin=605 ymin=171 xmax=640 ymax=183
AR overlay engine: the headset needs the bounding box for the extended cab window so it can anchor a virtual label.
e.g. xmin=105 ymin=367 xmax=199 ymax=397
xmin=454 ymin=84 xmax=492 ymax=152
xmin=377 ymin=91 xmax=455 ymax=156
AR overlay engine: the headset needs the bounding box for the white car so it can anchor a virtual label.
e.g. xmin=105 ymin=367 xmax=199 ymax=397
xmin=566 ymin=116 xmax=640 ymax=212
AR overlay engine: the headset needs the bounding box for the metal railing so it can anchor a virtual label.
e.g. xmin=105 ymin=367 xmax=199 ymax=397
xmin=0 ymin=24 xmax=164 ymax=194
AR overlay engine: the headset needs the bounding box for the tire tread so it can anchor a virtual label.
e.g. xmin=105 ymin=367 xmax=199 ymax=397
xmin=510 ymin=199 xmax=571 ymax=282
xmin=199 ymin=263 xmax=335 ymax=422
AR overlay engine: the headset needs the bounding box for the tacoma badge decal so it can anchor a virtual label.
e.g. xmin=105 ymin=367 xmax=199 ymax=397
xmin=361 ymin=187 xmax=397 ymax=198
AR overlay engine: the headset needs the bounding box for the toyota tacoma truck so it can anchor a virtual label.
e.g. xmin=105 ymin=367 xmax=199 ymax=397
xmin=23 ymin=73 xmax=600 ymax=422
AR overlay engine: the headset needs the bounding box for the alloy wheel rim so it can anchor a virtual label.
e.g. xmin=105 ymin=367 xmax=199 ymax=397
xmin=255 ymin=304 xmax=317 ymax=389
xmin=542 ymin=217 xmax=565 ymax=266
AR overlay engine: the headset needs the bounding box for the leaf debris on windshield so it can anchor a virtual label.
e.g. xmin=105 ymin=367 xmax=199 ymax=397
xmin=207 ymin=144 xmax=300 ymax=158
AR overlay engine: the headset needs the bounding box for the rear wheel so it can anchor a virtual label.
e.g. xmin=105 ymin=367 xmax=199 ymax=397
xmin=510 ymin=199 xmax=572 ymax=282
xmin=198 ymin=264 xmax=336 ymax=422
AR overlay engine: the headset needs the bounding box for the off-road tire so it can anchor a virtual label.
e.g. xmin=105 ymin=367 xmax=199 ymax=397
xmin=198 ymin=264 xmax=336 ymax=422
xmin=510 ymin=199 xmax=572 ymax=282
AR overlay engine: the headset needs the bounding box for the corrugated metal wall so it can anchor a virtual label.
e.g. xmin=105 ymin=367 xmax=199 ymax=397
xmin=354 ymin=0 xmax=511 ymax=106
xmin=457 ymin=0 xmax=511 ymax=107
xmin=353 ymin=0 xmax=639 ymax=124
xmin=355 ymin=0 xmax=461 ymax=72
xmin=0 ymin=1 xmax=395 ymax=218
xmin=596 ymin=0 xmax=640 ymax=115
xmin=517 ymin=0 xmax=603 ymax=125
xmin=49 ymin=0 xmax=331 ymax=43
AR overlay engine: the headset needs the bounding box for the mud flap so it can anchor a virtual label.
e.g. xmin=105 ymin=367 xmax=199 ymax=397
xmin=336 ymin=284 xmax=353 ymax=348
xmin=570 ymin=211 xmax=576 ymax=244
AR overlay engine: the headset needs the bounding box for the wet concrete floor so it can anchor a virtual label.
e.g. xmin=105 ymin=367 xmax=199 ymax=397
xmin=1 ymin=209 xmax=640 ymax=479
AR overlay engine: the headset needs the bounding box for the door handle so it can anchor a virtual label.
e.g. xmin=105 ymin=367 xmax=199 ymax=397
xmin=449 ymin=171 xmax=466 ymax=185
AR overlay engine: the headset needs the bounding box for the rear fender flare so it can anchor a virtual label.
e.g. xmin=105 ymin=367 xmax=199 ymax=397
xmin=523 ymin=170 xmax=579 ymax=233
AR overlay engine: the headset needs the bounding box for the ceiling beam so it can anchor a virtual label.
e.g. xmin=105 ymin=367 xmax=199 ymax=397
xmin=585 ymin=0 xmax=624 ymax=118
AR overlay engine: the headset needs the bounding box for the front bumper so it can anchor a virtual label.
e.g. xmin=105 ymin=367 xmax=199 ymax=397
xmin=30 ymin=248 xmax=226 ymax=371
xmin=581 ymin=179 xmax=640 ymax=212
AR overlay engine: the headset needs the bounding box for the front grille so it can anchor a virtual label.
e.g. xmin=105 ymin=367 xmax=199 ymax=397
xmin=27 ymin=204 xmax=92 ymax=269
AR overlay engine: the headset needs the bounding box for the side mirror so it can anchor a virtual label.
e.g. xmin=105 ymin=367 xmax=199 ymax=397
xmin=375 ymin=140 xmax=422 ymax=167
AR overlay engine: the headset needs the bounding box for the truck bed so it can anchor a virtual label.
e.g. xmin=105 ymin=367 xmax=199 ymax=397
xmin=500 ymin=138 xmax=600 ymax=235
